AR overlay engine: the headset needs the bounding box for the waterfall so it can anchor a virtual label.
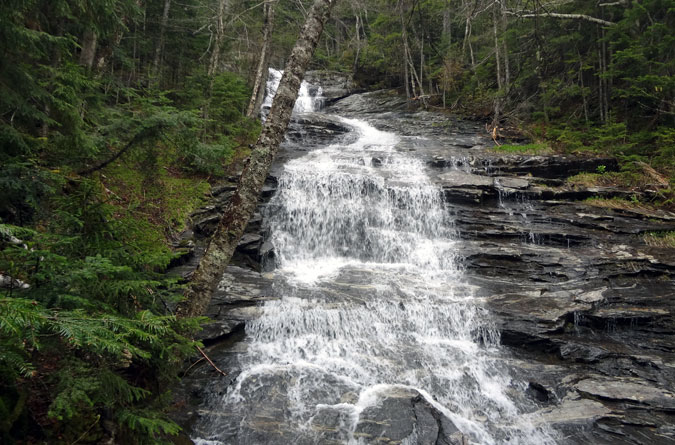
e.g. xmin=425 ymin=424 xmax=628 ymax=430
xmin=192 ymin=77 xmax=557 ymax=445
xmin=261 ymin=68 xmax=324 ymax=119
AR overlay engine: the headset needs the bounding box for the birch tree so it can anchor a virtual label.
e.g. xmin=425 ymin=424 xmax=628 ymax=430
xmin=208 ymin=0 xmax=232 ymax=76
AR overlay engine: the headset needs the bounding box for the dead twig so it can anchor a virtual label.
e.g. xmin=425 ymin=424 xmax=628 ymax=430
xmin=183 ymin=357 xmax=206 ymax=376
xmin=196 ymin=345 xmax=227 ymax=377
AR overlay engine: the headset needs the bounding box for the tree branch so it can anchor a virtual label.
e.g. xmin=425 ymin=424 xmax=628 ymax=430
xmin=196 ymin=345 xmax=227 ymax=377
xmin=505 ymin=10 xmax=614 ymax=26
xmin=77 ymin=124 xmax=166 ymax=176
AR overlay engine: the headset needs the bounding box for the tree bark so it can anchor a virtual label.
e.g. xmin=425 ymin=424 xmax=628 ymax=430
xmin=177 ymin=0 xmax=339 ymax=319
xmin=442 ymin=0 xmax=451 ymax=45
xmin=152 ymin=0 xmax=172 ymax=79
xmin=246 ymin=0 xmax=277 ymax=118
xmin=79 ymin=29 xmax=97 ymax=70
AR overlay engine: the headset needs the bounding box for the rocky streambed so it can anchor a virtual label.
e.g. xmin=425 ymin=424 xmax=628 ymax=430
xmin=171 ymin=77 xmax=675 ymax=444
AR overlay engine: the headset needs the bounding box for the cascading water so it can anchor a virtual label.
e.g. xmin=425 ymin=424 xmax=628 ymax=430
xmin=261 ymin=68 xmax=324 ymax=118
xmin=192 ymin=75 xmax=557 ymax=444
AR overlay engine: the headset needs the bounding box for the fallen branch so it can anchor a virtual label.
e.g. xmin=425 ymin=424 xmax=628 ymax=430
xmin=196 ymin=345 xmax=227 ymax=377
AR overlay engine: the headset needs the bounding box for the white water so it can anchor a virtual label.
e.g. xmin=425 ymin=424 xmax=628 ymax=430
xmin=261 ymin=68 xmax=324 ymax=118
xmin=193 ymin=74 xmax=557 ymax=444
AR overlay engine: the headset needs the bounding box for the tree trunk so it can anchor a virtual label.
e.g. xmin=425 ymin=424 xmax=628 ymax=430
xmin=246 ymin=0 xmax=277 ymax=118
xmin=208 ymin=0 xmax=231 ymax=77
xmin=152 ymin=0 xmax=171 ymax=79
xmin=353 ymin=12 xmax=362 ymax=72
xmin=398 ymin=1 xmax=424 ymax=100
xmin=493 ymin=4 xmax=502 ymax=91
xmin=579 ymin=54 xmax=590 ymax=125
xmin=463 ymin=16 xmax=475 ymax=68
xmin=492 ymin=3 xmax=501 ymax=127
xmin=597 ymin=26 xmax=605 ymax=122
xmin=403 ymin=47 xmax=410 ymax=99
xmin=79 ymin=29 xmax=97 ymax=70
xmin=442 ymin=0 xmax=451 ymax=45
xmin=177 ymin=0 xmax=339 ymax=319
xmin=501 ymin=5 xmax=510 ymax=89
xmin=601 ymin=26 xmax=610 ymax=120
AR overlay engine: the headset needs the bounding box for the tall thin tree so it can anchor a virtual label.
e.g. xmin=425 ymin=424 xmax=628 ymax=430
xmin=246 ymin=0 xmax=278 ymax=118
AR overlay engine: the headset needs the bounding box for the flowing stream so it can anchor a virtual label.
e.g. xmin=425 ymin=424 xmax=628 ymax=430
xmin=192 ymin=71 xmax=557 ymax=445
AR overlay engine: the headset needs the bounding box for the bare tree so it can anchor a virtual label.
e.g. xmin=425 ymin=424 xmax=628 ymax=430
xmin=208 ymin=0 xmax=232 ymax=76
xmin=177 ymin=0 xmax=339 ymax=318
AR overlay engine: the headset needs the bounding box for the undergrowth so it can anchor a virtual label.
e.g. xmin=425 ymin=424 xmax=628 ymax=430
xmin=491 ymin=143 xmax=552 ymax=155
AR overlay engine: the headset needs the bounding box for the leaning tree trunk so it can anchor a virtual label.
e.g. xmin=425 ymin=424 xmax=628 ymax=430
xmin=246 ymin=0 xmax=277 ymax=118
xmin=177 ymin=0 xmax=339 ymax=318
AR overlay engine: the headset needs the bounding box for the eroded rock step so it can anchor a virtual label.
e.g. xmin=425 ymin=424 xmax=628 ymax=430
xmin=393 ymin=123 xmax=675 ymax=441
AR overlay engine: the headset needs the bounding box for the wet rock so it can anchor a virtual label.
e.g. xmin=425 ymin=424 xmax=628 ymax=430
xmin=353 ymin=388 xmax=466 ymax=445
xmin=304 ymin=70 xmax=356 ymax=105
xmin=474 ymin=154 xmax=619 ymax=179
xmin=527 ymin=381 xmax=554 ymax=403
xmin=533 ymin=396 xmax=612 ymax=426
xmin=196 ymin=266 xmax=276 ymax=343
xmin=285 ymin=114 xmax=352 ymax=149
xmin=575 ymin=377 xmax=675 ymax=410
xmin=328 ymin=90 xmax=411 ymax=115
xmin=558 ymin=343 xmax=611 ymax=363
xmin=237 ymin=233 xmax=263 ymax=255
xmin=444 ymin=187 xmax=486 ymax=205
xmin=194 ymin=214 xmax=221 ymax=237
xmin=438 ymin=170 xmax=493 ymax=189
xmin=498 ymin=177 xmax=530 ymax=190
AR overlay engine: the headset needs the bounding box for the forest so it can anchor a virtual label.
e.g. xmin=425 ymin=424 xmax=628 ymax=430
xmin=1 ymin=0 xmax=673 ymax=443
